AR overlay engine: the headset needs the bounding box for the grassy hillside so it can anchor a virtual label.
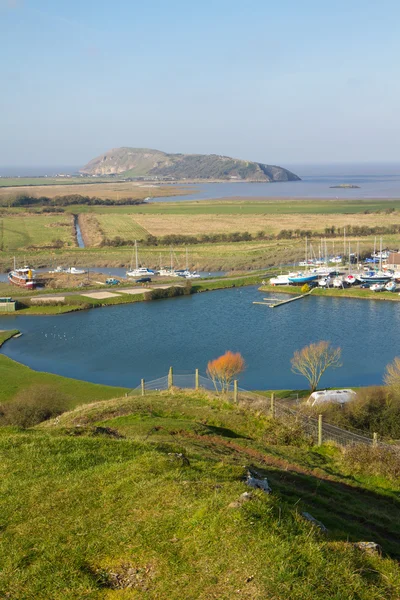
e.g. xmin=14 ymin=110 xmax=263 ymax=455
xmin=1 ymin=389 xmax=400 ymax=599
xmin=0 ymin=354 xmax=128 ymax=405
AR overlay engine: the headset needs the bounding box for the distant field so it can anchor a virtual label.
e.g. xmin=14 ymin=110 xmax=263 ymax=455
xmin=0 ymin=182 xmax=190 ymax=202
xmin=72 ymin=197 xmax=400 ymax=215
xmin=131 ymin=211 xmax=400 ymax=237
xmin=0 ymin=214 xmax=75 ymax=251
xmin=94 ymin=213 xmax=150 ymax=241
xmin=80 ymin=203 xmax=400 ymax=244
xmin=0 ymin=177 xmax=111 ymax=187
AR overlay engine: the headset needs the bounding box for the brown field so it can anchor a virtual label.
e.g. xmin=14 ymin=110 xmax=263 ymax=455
xmin=104 ymin=211 xmax=400 ymax=237
xmin=0 ymin=182 xmax=190 ymax=202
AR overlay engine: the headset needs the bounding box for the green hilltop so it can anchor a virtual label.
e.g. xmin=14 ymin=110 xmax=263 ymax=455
xmin=1 ymin=380 xmax=400 ymax=599
xmin=80 ymin=147 xmax=301 ymax=182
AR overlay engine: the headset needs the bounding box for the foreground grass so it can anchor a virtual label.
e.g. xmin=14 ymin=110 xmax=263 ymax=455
xmin=1 ymin=390 xmax=400 ymax=599
xmin=0 ymin=354 xmax=127 ymax=405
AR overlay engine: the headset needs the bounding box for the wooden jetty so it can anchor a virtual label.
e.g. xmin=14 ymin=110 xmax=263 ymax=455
xmin=253 ymin=288 xmax=315 ymax=308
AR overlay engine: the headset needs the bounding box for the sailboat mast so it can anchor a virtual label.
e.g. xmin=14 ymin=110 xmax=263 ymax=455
xmin=186 ymin=247 xmax=189 ymax=271
xmin=348 ymin=242 xmax=351 ymax=275
xmin=135 ymin=240 xmax=138 ymax=270
xmin=379 ymin=237 xmax=383 ymax=271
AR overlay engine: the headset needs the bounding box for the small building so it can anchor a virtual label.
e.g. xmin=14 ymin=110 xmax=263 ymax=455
xmin=387 ymin=252 xmax=400 ymax=267
xmin=307 ymin=389 xmax=356 ymax=407
xmin=0 ymin=297 xmax=16 ymax=312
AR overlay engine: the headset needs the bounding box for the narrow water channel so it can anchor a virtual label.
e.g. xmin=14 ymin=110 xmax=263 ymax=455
xmin=74 ymin=215 xmax=85 ymax=248
xmin=1 ymin=286 xmax=399 ymax=390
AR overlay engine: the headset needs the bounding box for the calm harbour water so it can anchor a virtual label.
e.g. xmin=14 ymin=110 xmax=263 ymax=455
xmin=1 ymin=286 xmax=399 ymax=390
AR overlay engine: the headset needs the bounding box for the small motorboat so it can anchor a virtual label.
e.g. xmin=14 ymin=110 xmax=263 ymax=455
xmin=65 ymin=267 xmax=86 ymax=275
xmin=370 ymin=283 xmax=385 ymax=292
xmin=332 ymin=277 xmax=344 ymax=288
xmin=126 ymin=267 xmax=155 ymax=277
xmin=49 ymin=266 xmax=65 ymax=274
xmin=357 ymin=270 xmax=392 ymax=284
xmin=385 ymin=281 xmax=397 ymax=292
xmin=288 ymin=273 xmax=318 ymax=285
xmin=344 ymin=274 xmax=356 ymax=285
xmin=318 ymin=277 xmax=331 ymax=287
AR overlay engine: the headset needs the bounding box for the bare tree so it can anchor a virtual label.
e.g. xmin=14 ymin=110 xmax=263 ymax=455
xmin=384 ymin=357 xmax=400 ymax=397
xmin=291 ymin=341 xmax=342 ymax=392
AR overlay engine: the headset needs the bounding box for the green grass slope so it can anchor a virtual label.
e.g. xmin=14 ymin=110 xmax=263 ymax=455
xmin=1 ymin=390 xmax=399 ymax=599
xmin=0 ymin=354 xmax=128 ymax=405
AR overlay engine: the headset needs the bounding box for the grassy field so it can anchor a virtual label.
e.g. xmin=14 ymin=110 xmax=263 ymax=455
xmin=0 ymin=181 xmax=190 ymax=201
xmin=0 ymin=354 xmax=127 ymax=404
xmin=71 ymin=197 xmax=400 ymax=215
xmin=124 ymin=211 xmax=400 ymax=237
xmin=0 ymin=197 xmax=399 ymax=272
xmin=0 ymin=213 xmax=75 ymax=251
xmin=94 ymin=213 xmax=150 ymax=242
xmin=1 ymin=389 xmax=400 ymax=598
xmin=0 ymin=238 xmax=306 ymax=273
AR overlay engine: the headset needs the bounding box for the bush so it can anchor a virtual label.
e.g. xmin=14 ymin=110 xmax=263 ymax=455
xmin=301 ymin=283 xmax=310 ymax=293
xmin=0 ymin=384 xmax=69 ymax=428
xmin=342 ymin=444 xmax=400 ymax=481
xmin=300 ymin=386 xmax=400 ymax=439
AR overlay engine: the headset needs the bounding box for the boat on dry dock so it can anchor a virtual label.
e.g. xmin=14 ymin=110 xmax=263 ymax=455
xmin=8 ymin=263 xmax=36 ymax=290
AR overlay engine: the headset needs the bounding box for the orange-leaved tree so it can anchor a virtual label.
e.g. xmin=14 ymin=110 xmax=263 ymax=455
xmin=207 ymin=351 xmax=245 ymax=393
xmin=291 ymin=341 xmax=342 ymax=392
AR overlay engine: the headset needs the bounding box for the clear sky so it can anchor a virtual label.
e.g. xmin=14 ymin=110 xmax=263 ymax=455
xmin=1 ymin=0 xmax=400 ymax=167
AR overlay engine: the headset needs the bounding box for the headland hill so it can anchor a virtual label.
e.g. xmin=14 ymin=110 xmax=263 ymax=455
xmin=79 ymin=147 xmax=301 ymax=182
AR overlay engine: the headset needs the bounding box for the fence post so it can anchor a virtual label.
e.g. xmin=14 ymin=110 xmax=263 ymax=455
xmin=233 ymin=379 xmax=238 ymax=403
xmin=318 ymin=414 xmax=323 ymax=446
xmin=141 ymin=378 xmax=145 ymax=396
xmin=195 ymin=369 xmax=199 ymax=390
xmin=270 ymin=392 xmax=275 ymax=418
xmin=373 ymin=432 xmax=378 ymax=447
xmin=168 ymin=366 xmax=173 ymax=389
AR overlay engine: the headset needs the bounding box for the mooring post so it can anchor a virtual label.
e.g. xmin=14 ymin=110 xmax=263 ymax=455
xmin=233 ymin=379 xmax=238 ymax=403
xmin=270 ymin=392 xmax=275 ymax=418
xmin=141 ymin=378 xmax=145 ymax=396
xmin=373 ymin=432 xmax=378 ymax=447
xmin=318 ymin=414 xmax=323 ymax=446
xmin=195 ymin=368 xmax=199 ymax=390
xmin=168 ymin=366 xmax=173 ymax=389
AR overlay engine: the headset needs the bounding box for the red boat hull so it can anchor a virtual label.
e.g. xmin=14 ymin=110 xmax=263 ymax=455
xmin=8 ymin=273 xmax=36 ymax=290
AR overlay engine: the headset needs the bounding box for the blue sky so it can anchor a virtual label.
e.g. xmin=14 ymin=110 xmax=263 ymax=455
xmin=1 ymin=0 xmax=400 ymax=166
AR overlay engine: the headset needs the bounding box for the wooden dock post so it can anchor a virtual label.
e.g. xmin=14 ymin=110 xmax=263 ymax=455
xmin=168 ymin=366 xmax=173 ymax=389
xmin=373 ymin=432 xmax=378 ymax=447
xmin=233 ymin=379 xmax=238 ymax=403
xmin=195 ymin=369 xmax=199 ymax=390
xmin=318 ymin=414 xmax=323 ymax=446
xmin=141 ymin=378 xmax=145 ymax=396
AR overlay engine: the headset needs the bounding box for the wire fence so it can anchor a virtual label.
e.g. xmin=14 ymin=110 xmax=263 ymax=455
xmin=129 ymin=370 xmax=399 ymax=452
